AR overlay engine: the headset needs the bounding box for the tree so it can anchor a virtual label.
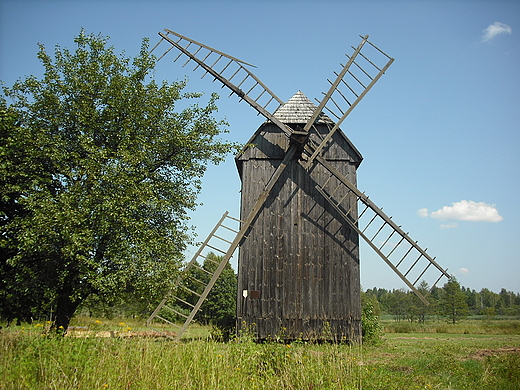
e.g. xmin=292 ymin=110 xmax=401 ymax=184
xmin=198 ymin=252 xmax=237 ymax=341
xmin=0 ymin=103 xmax=49 ymax=325
xmin=464 ymin=288 xmax=480 ymax=315
xmin=480 ymin=288 xmax=498 ymax=312
xmin=380 ymin=289 xmax=408 ymax=322
xmin=409 ymin=280 xmax=434 ymax=323
xmin=361 ymin=290 xmax=381 ymax=317
xmin=361 ymin=300 xmax=383 ymax=345
xmin=0 ymin=31 xmax=238 ymax=330
xmin=440 ymin=277 xmax=469 ymax=324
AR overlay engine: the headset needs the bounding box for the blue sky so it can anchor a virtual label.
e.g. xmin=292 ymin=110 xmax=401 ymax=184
xmin=1 ymin=0 xmax=519 ymax=293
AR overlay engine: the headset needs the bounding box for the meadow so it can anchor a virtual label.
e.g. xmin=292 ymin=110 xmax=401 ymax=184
xmin=1 ymin=317 xmax=519 ymax=390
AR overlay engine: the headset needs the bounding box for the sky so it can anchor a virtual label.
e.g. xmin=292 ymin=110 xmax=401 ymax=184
xmin=1 ymin=0 xmax=519 ymax=294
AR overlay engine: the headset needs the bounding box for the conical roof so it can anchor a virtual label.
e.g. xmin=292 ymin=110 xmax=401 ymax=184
xmin=273 ymin=91 xmax=334 ymax=125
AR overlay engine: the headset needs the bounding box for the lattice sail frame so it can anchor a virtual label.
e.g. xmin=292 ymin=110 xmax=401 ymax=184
xmin=152 ymin=29 xmax=296 ymax=139
xmin=302 ymin=35 xmax=394 ymax=168
xmin=146 ymin=212 xmax=243 ymax=341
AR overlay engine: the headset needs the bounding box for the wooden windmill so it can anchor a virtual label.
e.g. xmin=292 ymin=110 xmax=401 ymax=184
xmin=146 ymin=29 xmax=450 ymax=342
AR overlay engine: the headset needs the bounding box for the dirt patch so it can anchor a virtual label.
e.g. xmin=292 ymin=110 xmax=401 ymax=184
xmin=65 ymin=329 xmax=177 ymax=338
xmin=466 ymin=346 xmax=520 ymax=360
xmin=388 ymin=365 xmax=415 ymax=373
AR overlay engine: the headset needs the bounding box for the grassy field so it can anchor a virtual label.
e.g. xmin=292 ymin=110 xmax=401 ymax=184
xmin=1 ymin=318 xmax=519 ymax=389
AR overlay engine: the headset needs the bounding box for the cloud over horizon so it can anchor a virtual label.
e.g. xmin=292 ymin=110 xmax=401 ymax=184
xmin=419 ymin=200 xmax=503 ymax=223
xmin=458 ymin=268 xmax=470 ymax=276
xmin=481 ymin=22 xmax=512 ymax=43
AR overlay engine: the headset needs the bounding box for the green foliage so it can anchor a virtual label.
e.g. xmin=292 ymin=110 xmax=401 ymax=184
xmin=361 ymin=300 xmax=384 ymax=345
xmin=366 ymin=281 xmax=520 ymax=324
xmin=0 ymin=31 xmax=239 ymax=330
xmin=198 ymin=252 xmax=237 ymax=341
xmin=0 ymin=104 xmax=51 ymax=325
xmin=440 ymin=277 xmax=470 ymax=324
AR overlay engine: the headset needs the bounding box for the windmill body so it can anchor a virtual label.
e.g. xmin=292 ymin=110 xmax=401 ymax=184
xmin=236 ymin=91 xmax=363 ymax=341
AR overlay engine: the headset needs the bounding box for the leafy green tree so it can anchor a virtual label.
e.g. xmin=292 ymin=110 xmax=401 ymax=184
xmin=0 ymin=103 xmax=49 ymax=325
xmin=0 ymin=31 xmax=237 ymax=330
xmin=408 ymin=280 xmax=434 ymax=323
xmin=198 ymin=252 xmax=237 ymax=341
xmin=514 ymin=292 xmax=520 ymax=307
xmin=380 ymin=288 xmax=408 ymax=322
xmin=463 ymin=288 xmax=480 ymax=315
xmin=440 ymin=277 xmax=469 ymax=324
xmin=497 ymin=288 xmax=517 ymax=315
xmin=361 ymin=291 xmax=381 ymax=317
xmin=480 ymin=287 xmax=497 ymax=309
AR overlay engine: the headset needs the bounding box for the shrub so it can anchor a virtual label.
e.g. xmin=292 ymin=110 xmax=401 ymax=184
xmin=362 ymin=301 xmax=384 ymax=344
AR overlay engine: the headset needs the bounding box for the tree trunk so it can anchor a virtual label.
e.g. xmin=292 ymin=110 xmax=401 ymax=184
xmin=54 ymin=294 xmax=82 ymax=332
xmin=53 ymin=272 xmax=88 ymax=333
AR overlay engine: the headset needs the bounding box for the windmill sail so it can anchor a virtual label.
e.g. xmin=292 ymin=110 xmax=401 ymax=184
xmin=293 ymin=37 xmax=448 ymax=302
xmin=146 ymin=212 xmax=243 ymax=341
xmin=151 ymin=29 xmax=299 ymax=139
xmin=303 ymin=35 xmax=394 ymax=168
xmin=307 ymin=153 xmax=449 ymax=304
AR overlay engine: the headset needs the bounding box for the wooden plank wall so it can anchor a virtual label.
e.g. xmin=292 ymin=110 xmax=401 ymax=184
xmin=236 ymin=123 xmax=361 ymax=342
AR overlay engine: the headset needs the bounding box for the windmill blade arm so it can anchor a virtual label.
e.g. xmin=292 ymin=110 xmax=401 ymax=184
xmin=162 ymin=29 xmax=256 ymax=67
xmin=146 ymin=211 xmax=245 ymax=340
xmin=311 ymin=155 xmax=450 ymax=305
xmin=155 ymin=30 xmax=296 ymax=140
xmin=303 ymin=56 xmax=394 ymax=168
xmin=303 ymin=35 xmax=370 ymax=133
xmin=317 ymin=184 xmax=430 ymax=304
xmin=301 ymin=36 xmax=394 ymax=168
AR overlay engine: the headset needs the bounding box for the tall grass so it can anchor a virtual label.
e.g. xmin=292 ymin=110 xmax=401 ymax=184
xmin=1 ymin=329 xmax=362 ymax=389
xmin=1 ymin=319 xmax=519 ymax=389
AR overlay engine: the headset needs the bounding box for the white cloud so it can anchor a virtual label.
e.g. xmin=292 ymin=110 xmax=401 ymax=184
xmin=430 ymin=200 xmax=503 ymax=222
xmin=417 ymin=208 xmax=429 ymax=218
xmin=481 ymin=22 xmax=512 ymax=43
xmin=440 ymin=222 xmax=458 ymax=229
xmin=458 ymin=268 xmax=470 ymax=275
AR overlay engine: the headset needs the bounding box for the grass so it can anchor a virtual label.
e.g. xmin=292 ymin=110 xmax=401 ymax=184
xmin=382 ymin=318 xmax=520 ymax=335
xmin=1 ymin=318 xmax=519 ymax=389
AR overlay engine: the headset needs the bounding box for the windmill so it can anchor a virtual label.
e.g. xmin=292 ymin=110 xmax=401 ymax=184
xmin=146 ymin=29 xmax=450 ymax=342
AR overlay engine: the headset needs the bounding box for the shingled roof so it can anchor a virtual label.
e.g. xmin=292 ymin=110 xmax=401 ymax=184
xmin=235 ymin=90 xmax=362 ymax=171
xmin=272 ymin=91 xmax=334 ymax=125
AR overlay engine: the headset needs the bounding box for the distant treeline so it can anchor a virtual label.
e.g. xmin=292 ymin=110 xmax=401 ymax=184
xmin=76 ymin=274 xmax=519 ymax=325
xmin=363 ymin=282 xmax=520 ymax=322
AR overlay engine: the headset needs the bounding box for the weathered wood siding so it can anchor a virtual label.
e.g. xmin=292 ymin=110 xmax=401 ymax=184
xmin=236 ymin=122 xmax=362 ymax=342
